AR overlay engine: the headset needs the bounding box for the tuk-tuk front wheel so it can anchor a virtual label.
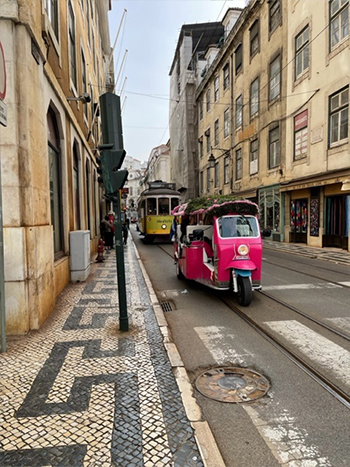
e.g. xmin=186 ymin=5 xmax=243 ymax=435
xmin=236 ymin=276 xmax=252 ymax=306
xmin=176 ymin=261 xmax=185 ymax=280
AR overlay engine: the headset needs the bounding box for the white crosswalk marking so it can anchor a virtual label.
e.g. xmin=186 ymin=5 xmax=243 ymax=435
xmin=264 ymin=320 xmax=350 ymax=386
xmin=325 ymin=317 xmax=350 ymax=333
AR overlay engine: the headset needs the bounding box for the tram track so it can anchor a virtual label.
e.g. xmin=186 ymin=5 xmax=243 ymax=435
xmin=156 ymin=241 xmax=350 ymax=408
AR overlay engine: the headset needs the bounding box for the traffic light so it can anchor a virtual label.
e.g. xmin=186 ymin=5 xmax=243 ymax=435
xmin=98 ymin=144 xmax=128 ymax=195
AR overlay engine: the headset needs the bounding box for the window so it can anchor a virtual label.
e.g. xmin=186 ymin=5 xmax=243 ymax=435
xmin=214 ymin=119 xmax=219 ymax=146
xmin=235 ymin=44 xmax=242 ymax=75
xmin=215 ymin=162 xmax=219 ymax=187
xmin=269 ymin=55 xmax=281 ymax=101
xmin=250 ymin=139 xmax=258 ymax=175
xmin=250 ymin=20 xmax=259 ymax=57
xmin=329 ymin=87 xmax=348 ymax=145
xmin=269 ymin=0 xmax=281 ymax=33
xmin=207 ymin=168 xmax=211 ymax=191
xmin=224 ymin=108 xmax=230 ymax=138
xmin=73 ymin=144 xmax=81 ymax=230
xmin=235 ymin=149 xmax=242 ymax=180
xmin=86 ymin=160 xmax=91 ymax=231
xmin=45 ymin=0 xmax=58 ymax=39
xmin=250 ymin=78 xmax=259 ymax=117
xmin=199 ymin=100 xmax=203 ymax=120
xmin=223 ymin=64 xmax=229 ymax=90
xmin=214 ymin=76 xmax=219 ymax=102
xmin=92 ymin=30 xmax=96 ymax=74
xmin=224 ymin=154 xmax=230 ymax=184
xmin=269 ymin=126 xmax=280 ymax=168
xmin=206 ymin=89 xmax=211 ymax=112
xmin=206 ymin=128 xmax=211 ymax=153
xmin=81 ymin=50 xmax=87 ymax=118
xmin=87 ymin=0 xmax=91 ymax=47
xmin=330 ymin=0 xmax=349 ymax=50
xmin=295 ymin=26 xmax=309 ymax=80
xmin=68 ymin=1 xmax=77 ymax=88
xmin=199 ymin=137 xmax=203 ymax=158
xmin=236 ymin=95 xmax=243 ymax=129
xmin=47 ymin=109 xmax=63 ymax=256
xmin=294 ymin=110 xmax=308 ymax=160
xmin=159 ymin=198 xmax=170 ymax=215
xmin=200 ymin=171 xmax=204 ymax=193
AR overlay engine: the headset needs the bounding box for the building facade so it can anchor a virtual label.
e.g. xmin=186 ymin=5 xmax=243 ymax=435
xmin=0 ymin=0 xmax=114 ymax=334
xmin=282 ymin=0 xmax=350 ymax=250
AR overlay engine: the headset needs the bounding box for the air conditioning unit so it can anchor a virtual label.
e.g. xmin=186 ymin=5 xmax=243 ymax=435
xmin=69 ymin=231 xmax=91 ymax=282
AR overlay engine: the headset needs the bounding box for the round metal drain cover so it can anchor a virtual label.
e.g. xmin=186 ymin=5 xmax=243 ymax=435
xmin=195 ymin=367 xmax=269 ymax=403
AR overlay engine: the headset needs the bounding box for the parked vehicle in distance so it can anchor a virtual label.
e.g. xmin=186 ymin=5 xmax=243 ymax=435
xmin=173 ymin=196 xmax=262 ymax=306
xmin=137 ymin=181 xmax=180 ymax=243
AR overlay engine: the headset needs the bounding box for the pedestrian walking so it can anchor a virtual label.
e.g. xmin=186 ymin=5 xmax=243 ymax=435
xmin=122 ymin=222 xmax=128 ymax=245
xmin=101 ymin=216 xmax=114 ymax=250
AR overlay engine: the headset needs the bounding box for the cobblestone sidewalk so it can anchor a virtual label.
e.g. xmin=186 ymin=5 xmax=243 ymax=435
xmin=0 ymin=243 xmax=204 ymax=466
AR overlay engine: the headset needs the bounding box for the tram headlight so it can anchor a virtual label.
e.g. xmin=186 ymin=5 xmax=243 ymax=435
xmin=237 ymin=244 xmax=249 ymax=256
xmin=162 ymin=224 xmax=167 ymax=230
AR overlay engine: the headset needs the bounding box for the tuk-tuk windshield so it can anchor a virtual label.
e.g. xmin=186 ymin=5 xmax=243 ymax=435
xmin=218 ymin=215 xmax=259 ymax=238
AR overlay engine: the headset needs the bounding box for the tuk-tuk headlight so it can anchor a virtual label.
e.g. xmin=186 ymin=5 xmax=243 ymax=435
xmin=237 ymin=244 xmax=249 ymax=256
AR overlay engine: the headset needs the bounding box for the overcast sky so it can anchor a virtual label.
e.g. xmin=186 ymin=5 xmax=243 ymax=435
xmin=108 ymin=0 xmax=246 ymax=163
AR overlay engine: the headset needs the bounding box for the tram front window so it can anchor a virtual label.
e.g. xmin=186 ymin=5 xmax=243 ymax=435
xmin=171 ymin=197 xmax=179 ymax=212
xmin=159 ymin=198 xmax=169 ymax=215
xmin=147 ymin=198 xmax=157 ymax=215
xmin=218 ymin=216 xmax=259 ymax=238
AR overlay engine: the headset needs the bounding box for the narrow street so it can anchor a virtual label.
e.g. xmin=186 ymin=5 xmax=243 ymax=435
xmin=133 ymin=226 xmax=350 ymax=467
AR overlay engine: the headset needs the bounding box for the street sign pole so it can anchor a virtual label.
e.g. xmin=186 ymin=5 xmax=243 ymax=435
xmin=111 ymin=193 xmax=128 ymax=332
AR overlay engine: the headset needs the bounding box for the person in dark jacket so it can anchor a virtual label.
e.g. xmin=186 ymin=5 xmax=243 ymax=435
xmin=101 ymin=216 xmax=114 ymax=250
xmin=122 ymin=222 xmax=128 ymax=245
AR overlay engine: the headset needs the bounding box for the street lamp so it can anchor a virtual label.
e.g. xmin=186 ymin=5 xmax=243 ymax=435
xmin=208 ymin=153 xmax=216 ymax=169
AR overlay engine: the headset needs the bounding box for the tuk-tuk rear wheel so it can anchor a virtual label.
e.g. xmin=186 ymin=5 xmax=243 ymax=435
xmin=236 ymin=276 xmax=252 ymax=306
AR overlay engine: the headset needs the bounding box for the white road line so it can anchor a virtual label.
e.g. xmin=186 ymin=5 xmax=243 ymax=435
xmin=339 ymin=281 xmax=350 ymax=287
xmin=263 ymin=283 xmax=342 ymax=290
xmin=196 ymin=325 xmax=330 ymax=466
xmin=264 ymin=320 xmax=350 ymax=386
xmin=325 ymin=317 xmax=350 ymax=334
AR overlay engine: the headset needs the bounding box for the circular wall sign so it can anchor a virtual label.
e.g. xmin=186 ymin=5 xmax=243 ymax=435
xmin=0 ymin=42 xmax=7 ymax=101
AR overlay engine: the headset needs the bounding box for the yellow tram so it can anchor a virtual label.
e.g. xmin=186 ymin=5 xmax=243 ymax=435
xmin=137 ymin=181 xmax=180 ymax=243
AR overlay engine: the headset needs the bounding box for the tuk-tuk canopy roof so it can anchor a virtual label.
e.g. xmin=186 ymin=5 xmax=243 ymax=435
xmin=172 ymin=195 xmax=259 ymax=217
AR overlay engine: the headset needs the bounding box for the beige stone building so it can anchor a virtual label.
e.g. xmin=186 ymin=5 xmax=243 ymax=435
xmin=197 ymin=1 xmax=288 ymax=241
xmin=282 ymin=0 xmax=349 ymax=250
xmin=0 ymin=0 xmax=114 ymax=334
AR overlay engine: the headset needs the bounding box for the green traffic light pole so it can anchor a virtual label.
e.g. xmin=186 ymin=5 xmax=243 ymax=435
xmin=110 ymin=192 xmax=128 ymax=332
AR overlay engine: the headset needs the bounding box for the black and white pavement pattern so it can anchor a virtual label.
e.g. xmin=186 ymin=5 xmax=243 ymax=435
xmin=0 ymin=244 xmax=203 ymax=467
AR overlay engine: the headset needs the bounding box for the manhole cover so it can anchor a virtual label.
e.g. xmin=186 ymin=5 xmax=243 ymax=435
xmin=195 ymin=367 xmax=269 ymax=403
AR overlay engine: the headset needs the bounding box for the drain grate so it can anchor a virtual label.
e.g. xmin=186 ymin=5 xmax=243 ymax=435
xmin=195 ymin=367 xmax=269 ymax=403
xmin=161 ymin=301 xmax=173 ymax=312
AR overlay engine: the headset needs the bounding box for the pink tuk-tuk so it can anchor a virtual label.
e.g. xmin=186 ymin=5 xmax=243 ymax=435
xmin=172 ymin=196 xmax=262 ymax=306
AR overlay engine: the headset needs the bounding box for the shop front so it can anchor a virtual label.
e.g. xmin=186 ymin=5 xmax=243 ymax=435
xmin=258 ymin=185 xmax=281 ymax=241
xmin=323 ymin=193 xmax=350 ymax=249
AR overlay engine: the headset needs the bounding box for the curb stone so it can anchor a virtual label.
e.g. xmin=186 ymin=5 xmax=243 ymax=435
xmin=132 ymin=241 xmax=226 ymax=467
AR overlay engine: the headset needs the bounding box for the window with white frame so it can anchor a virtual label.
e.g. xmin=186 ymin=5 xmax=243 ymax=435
xmin=214 ymin=119 xmax=219 ymax=146
xmin=224 ymin=154 xmax=230 ymax=184
xmin=223 ymin=64 xmax=229 ymax=90
xmin=45 ymin=0 xmax=59 ymax=39
xmin=269 ymin=55 xmax=281 ymax=101
xmin=250 ymin=139 xmax=258 ymax=175
xmin=329 ymin=86 xmax=348 ymax=146
xmin=294 ymin=110 xmax=308 ymax=160
xmin=215 ymin=162 xmax=219 ymax=187
xmin=269 ymin=126 xmax=280 ymax=168
xmin=269 ymin=0 xmax=281 ymax=33
xmin=330 ymin=0 xmax=349 ymax=51
xmin=235 ymin=149 xmax=242 ymax=180
xmin=206 ymin=128 xmax=211 ymax=153
xmin=250 ymin=20 xmax=259 ymax=57
xmin=206 ymin=88 xmax=211 ymax=112
xmin=295 ymin=26 xmax=309 ymax=80
xmin=250 ymin=78 xmax=259 ymax=117
xmin=236 ymin=95 xmax=243 ymax=128
xmin=224 ymin=108 xmax=230 ymax=138
xmin=214 ymin=76 xmax=219 ymax=102
xmin=68 ymin=1 xmax=77 ymax=88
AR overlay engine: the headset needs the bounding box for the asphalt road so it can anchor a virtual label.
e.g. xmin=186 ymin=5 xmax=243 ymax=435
xmin=132 ymin=227 xmax=350 ymax=467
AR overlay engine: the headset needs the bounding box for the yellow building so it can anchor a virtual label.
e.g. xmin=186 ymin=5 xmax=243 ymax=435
xmin=197 ymin=1 xmax=288 ymax=241
xmin=0 ymin=0 xmax=114 ymax=334
xmin=283 ymin=0 xmax=349 ymax=250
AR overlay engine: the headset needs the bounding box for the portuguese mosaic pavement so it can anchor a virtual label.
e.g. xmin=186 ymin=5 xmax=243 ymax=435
xmin=0 ymin=244 xmax=203 ymax=466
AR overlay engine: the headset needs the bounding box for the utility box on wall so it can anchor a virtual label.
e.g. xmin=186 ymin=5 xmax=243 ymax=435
xmin=69 ymin=231 xmax=91 ymax=282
